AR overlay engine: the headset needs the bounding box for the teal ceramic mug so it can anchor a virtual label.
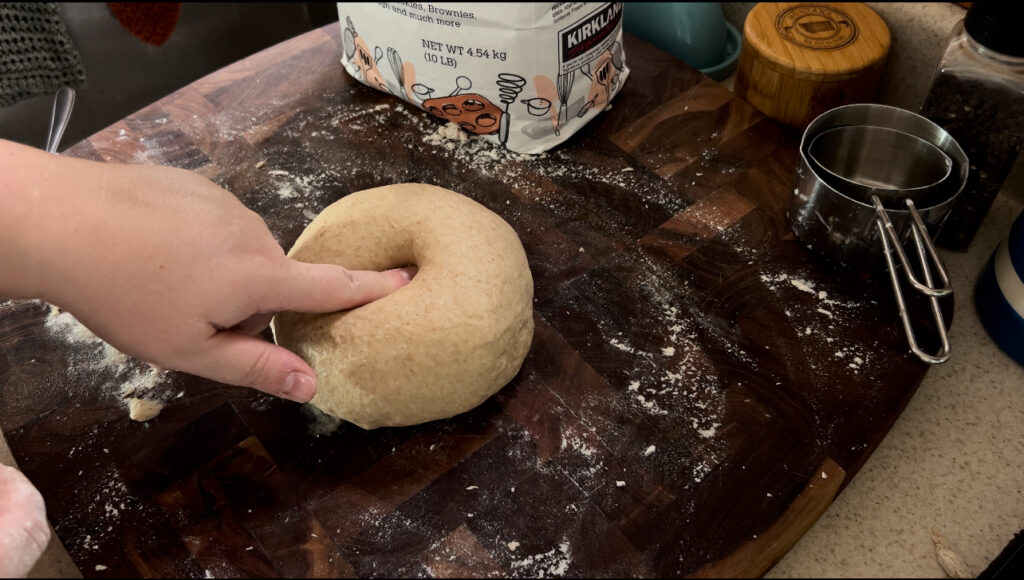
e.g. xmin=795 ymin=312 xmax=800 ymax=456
xmin=623 ymin=2 xmax=736 ymax=78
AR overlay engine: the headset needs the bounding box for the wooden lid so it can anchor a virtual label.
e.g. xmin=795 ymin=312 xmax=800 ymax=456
xmin=742 ymin=3 xmax=890 ymax=81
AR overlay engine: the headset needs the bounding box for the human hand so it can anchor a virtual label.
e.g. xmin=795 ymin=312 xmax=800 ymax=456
xmin=1 ymin=141 xmax=412 ymax=402
xmin=0 ymin=463 xmax=50 ymax=578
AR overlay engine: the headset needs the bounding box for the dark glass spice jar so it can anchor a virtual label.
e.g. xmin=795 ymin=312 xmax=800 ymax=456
xmin=919 ymin=2 xmax=1024 ymax=250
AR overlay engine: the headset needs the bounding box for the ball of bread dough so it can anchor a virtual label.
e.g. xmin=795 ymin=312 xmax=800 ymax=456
xmin=272 ymin=183 xmax=534 ymax=429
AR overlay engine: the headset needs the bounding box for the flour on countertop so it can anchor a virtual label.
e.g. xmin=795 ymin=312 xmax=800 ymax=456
xmin=54 ymin=464 xmax=140 ymax=560
xmin=356 ymin=102 xmax=690 ymax=216
xmin=558 ymin=428 xmax=603 ymax=479
xmin=595 ymin=290 xmax=728 ymax=455
xmin=432 ymin=121 xmax=470 ymax=143
xmin=73 ymin=98 xmax=888 ymax=574
xmin=264 ymin=167 xmax=333 ymax=204
xmin=510 ymin=540 xmax=572 ymax=578
xmin=43 ymin=305 xmax=169 ymax=420
xmin=758 ymin=271 xmax=876 ymax=377
xmin=44 ymin=305 xmax=100 ymax=345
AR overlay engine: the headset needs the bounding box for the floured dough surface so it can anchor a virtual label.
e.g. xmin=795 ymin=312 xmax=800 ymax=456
xmin=273 ymin=183 xmax=534 ymax=429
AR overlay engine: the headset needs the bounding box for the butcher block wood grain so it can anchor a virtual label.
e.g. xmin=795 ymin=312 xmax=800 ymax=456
xmin=0 ymin=24 xmax=941 ymax=578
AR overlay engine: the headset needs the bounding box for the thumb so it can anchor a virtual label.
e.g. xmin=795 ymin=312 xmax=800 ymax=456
xmin=270 ymin=261 xmax=416 ymax=314
xmin=185 ymin=331 xmax=318 ymax=402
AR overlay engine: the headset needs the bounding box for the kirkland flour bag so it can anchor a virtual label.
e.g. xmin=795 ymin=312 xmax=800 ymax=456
xmin=337 ymin=2 xmax=629 ymax=154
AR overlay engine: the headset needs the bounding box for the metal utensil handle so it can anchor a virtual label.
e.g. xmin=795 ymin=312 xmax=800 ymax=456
xmin=872 ymin=196 xmax=952 ymax=297
xmin=872 ymin=196 xmax=952 ymax=364
xmin=909 ymin=218 xmax=952 ymax=359
xmin=45 ymin=87 xmax=75 ymax=154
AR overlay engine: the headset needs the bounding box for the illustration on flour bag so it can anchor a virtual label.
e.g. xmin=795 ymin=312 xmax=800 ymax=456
xmin=337 ymin=2 xmax=629 ymax=154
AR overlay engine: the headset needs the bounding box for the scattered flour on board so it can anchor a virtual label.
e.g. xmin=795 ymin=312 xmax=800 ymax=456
xmin=55 ymin=93 xmax=895 ymax=575
xmin=558 ymin=426 xmax=603 ymax=479
xmin=353 ymin=101 xmax=691 ymax=215
xmin=757 ymin=271 xmax=876 ymax=376
xmin=498 ymin=172 xmax=733 ymax=476
xmin=263 ymin=168 xmax=334 ymax=205
xmin=596 ymin=295 xmax=729 ymax=458
xmin=509 ymin=540 xmax=572 ymax=578
xmin=96 ymin=99 xmax=874 ymax=543
xmin=432 ymin=121 xmax=470 ymax=143
xmin=232 ymin=101 xmax=738 ymax=492
xmin=43 ymin=305 xmax=168 ymax=420
xmin=54 ymin=464 xmax=140 ymax=559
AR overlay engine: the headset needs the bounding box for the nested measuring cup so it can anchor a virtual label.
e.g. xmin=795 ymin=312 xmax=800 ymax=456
xmin=788 ymin=103 xmax=969 ymax=364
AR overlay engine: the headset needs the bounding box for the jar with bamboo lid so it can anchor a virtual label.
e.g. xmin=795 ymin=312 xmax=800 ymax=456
xmin=734 ymin=2 xmax=891 ymax=128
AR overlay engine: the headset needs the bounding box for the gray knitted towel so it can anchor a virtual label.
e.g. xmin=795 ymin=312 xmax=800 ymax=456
xmin=0 ymin=2 xmax=85 ymax=108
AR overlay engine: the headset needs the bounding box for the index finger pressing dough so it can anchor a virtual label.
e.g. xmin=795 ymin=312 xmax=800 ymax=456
xmin=272 ymin=183 xmax=534 ymax=429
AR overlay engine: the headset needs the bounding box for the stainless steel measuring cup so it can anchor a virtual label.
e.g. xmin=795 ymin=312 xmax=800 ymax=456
xmin=787 ymin=103 xmax=969 ymax=365
xmin=807 ymin=124 xmax=954 ymax=207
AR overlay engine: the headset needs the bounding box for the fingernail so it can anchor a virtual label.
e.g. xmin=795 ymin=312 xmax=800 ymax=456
xmin=281 ymin=372 xmax=316 ymax=403
xmin=395 ymin=266 xmax=417 ymax=282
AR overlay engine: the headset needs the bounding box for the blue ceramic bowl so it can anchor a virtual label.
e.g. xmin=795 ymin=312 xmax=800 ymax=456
xmin=976 ymin=210 xmax=1024 ymax=367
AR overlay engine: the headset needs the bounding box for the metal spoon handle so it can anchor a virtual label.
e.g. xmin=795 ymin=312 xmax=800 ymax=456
xmin=45 ymin=87 xmax=75 ymax=154
xmin=872 ymin=195 xmax=952 ymax=365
